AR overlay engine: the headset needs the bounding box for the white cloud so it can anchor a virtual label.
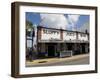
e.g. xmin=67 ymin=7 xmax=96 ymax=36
xmin=39 ymin=14 xmax=80 ymax=31
xmin=68 ymin=15 xmax=80 ymax=23
xmin=40 ymin=14 xmax=68 ymax=30
xmin=78 ymin=21 xmax=89 ymax=33
xmin=67 ymin=14 xmax=80 ymax=31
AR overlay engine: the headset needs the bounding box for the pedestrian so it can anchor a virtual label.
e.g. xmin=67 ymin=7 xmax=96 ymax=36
xmin=29 ymin=48 xmax=33 ymax=62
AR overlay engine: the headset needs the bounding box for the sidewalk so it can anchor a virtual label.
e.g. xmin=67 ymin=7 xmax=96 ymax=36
xmin=26 ymin=54 xmax=89 ymax=67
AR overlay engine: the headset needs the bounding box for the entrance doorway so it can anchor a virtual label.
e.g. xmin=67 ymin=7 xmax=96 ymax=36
xmin=82 ymin=44 xmax=85 ymax=53
xmin=67 ymin=43 xmax=72 ymax=50
xmin=48 ymin=45 xmax=55 ymax=57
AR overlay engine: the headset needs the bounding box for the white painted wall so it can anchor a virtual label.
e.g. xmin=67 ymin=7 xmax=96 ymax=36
xmin=63 ymin=31 xmax=76 ymax=40
xmin=41 ymin=28 xmax=61 ymax=40
xmin=78 ymin=33 xmax=88 ymax=41
xmin=41 ymin=28 xmax=88 ymax=41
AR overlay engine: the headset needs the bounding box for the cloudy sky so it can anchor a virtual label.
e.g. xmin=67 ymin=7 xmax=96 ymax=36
xmin=26 ymin=12 xmax=89 ymax=32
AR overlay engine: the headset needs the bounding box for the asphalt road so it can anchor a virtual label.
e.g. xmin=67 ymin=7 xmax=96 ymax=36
xmin=53 ymin=56 xmax=89 ymax=66
xmin=27 ymin=55 xmax=89 ymax=67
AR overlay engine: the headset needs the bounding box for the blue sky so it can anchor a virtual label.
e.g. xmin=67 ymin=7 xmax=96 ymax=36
xmin=76 ymin=15 xmax=89 ymax=28
xmin=26 ymin=12 xmax=89 ymax=31
xmin=26 ymin=12 xmax=41 ymax=26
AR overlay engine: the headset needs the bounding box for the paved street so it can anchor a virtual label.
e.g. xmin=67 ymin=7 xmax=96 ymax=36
xmin=48 ymin=56 xmax=89 ymax=66
xmin=26 ymin=54 xmax=89 ymax=67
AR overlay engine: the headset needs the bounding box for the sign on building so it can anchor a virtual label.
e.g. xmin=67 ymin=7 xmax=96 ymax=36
xmin=41 ymin=28 xmax=61 ymax=41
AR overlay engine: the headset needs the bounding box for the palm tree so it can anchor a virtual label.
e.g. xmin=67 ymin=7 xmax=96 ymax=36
xmin=26 ymin=20 xmax=34 ymax=60
xmin=26 ymin=20 xmax=33 ymax=30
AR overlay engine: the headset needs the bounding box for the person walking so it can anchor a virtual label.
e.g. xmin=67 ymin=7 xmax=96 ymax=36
xmin=29 ymin=48 xmax=33 ymax=62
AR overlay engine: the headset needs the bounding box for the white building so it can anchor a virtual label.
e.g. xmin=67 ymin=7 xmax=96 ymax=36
xmin=36 ymin=26 xmax=89 ymax=57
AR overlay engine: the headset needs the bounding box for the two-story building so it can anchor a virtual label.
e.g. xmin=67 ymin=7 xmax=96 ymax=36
xmin=36 ymin=26 xmax=89 ymax=58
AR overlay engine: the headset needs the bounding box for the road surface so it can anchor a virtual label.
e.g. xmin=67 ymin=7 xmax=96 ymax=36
xmin=26 ymin=54 xmax=89 ymax=67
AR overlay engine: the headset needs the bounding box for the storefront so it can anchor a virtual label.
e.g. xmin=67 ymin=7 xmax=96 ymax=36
xmin=37 ymin=26 xmax=89 ymax=58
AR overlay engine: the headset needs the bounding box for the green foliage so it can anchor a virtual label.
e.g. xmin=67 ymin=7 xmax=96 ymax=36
xmin=26 ymin=20 xmax=33 ymax=30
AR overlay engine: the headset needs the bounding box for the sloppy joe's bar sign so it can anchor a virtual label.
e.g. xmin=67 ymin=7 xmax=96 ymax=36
xmin=43 ymin=29 xmax=60 ymax=34
xmin=41 ymin=28 xmax=61 ymax=40
xmin=39 ymin=27 xmax=89 ymax=42
xmin=63 ymin=31 xmax=77 ymax=41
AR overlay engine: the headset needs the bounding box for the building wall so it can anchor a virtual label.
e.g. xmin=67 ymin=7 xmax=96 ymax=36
xmin=38 ymin=27 xmax=89 ymax=42
xmin=41 ymin=28 xmax=61 ymax=40
xmin=78 ymin=33 xmax=89 ymax=41
xmin=36 ymin=27 xmax=89 ymax=57
xmin=63 ymin=31 xmax=77 ymax=41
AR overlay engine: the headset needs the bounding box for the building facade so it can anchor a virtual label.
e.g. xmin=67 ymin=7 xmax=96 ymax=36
xmin=36 ymin=26 xmax=89 ymax=58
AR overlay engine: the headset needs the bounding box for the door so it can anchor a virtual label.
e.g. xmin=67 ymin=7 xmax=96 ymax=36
xmin=82 ymin=44 xmax=85 ymax=53
xmin=48 ymin=45 xmax=55 ymax=57
xmin=67 ymin=43 xmax=72 ymax=50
